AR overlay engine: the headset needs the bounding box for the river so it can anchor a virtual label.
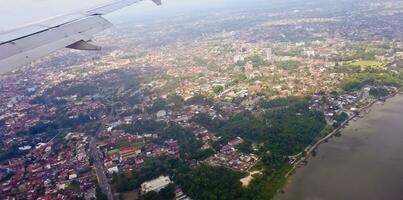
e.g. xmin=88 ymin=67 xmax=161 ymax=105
xmin=275 ymin=94 xmax=403 ymax=200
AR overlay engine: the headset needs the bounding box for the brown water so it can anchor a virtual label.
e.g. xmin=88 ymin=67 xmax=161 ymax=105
xmin=275 ymin=94 xmax=403 ymax=200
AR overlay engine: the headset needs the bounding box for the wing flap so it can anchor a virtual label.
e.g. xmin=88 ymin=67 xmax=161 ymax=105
xmin=67 ymin=40 xmax=101 ymax=50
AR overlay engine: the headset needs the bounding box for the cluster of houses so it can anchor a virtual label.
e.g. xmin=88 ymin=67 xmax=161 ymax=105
xmin=99 ymin=131 xmax=180 ymax=175
xmin=311 ymin=93 xmax=357 ymax=121
xmin=311 ymin=85 xmax=398 ymax=123
xmin=194 ymin=126 xmax=220 ymax=150
xmin=0 ymin=133 xmax=96 ymax=199
xmin=204 ymin=137 xmax=258 ymax=172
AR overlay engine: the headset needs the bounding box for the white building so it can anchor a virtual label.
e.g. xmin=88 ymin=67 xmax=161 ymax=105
xmin=141 ymin=176 xmax=172 ymax=194
xmin=107 ymin=166 xmax=119 ymax=174
xmin=263 ymin=48 xmax=272 ymax=61
xmin=156 ymin=110 xmax=167 ymax=118
xmin=304 ymin=50 xmax=316 ymax=57
xmin=68 ymin=173 xmax=77 ymax=180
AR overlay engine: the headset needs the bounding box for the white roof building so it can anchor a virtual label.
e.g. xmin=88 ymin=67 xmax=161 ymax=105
xmin=156 ymin=110 xmax=167 ymax=118
xmin=141 ymin=176 xmax=172 ymax=194
xmin=69 ymin=174 xmax=77 ymax=180
xmin=107 ymin=166 xmax=119 ymax=174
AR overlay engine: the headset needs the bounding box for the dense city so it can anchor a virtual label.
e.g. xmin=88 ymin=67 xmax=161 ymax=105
xmin=1 ymin=0 xmax=403 ymax=200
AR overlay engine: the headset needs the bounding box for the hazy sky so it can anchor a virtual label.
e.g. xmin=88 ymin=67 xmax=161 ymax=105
xmin=0 ymin=0 xmax=262 ymax=31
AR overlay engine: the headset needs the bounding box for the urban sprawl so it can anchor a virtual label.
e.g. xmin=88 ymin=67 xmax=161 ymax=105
xmin=1 ymin=1 xmax=403 ymax=200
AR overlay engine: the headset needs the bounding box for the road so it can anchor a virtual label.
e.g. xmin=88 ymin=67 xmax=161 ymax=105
xmin=90 ymin=134 xmax=115 ymax=200
xmin=90 ymin=102 xmax=117 ymax=200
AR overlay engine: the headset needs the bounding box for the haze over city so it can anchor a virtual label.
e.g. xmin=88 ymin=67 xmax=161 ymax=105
xmin=0 ymin=0 xmax=266 ymax=31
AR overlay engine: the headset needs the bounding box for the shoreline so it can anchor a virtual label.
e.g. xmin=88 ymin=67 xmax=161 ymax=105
xmin=284 ymin=89 xmax=401 ymax=179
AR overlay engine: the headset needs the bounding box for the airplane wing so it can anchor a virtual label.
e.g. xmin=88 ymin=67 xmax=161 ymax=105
xmin=0 ymin=0 xmax=161 ymax=75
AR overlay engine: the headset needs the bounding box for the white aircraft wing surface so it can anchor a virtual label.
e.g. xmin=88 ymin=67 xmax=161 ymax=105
xmin=0 ymin=0 xmax=161 ymax=74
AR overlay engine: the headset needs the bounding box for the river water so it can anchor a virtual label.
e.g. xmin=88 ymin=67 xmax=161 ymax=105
xmin=275 ymin=94 xmax=403 ymax=200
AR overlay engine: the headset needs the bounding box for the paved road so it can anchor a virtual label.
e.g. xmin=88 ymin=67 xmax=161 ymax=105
xmin=90 ymin=135 xmax=115 ymax=200
xmin=87 ymin=100 xmax=121 ymax=199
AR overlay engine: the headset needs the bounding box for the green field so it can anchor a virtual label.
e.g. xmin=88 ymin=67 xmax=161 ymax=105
xmin=108 ymin=142 xmax=145 ymax=156
xmin=107 ymin=149 xmax=119 ymax=156
xmin=349 ymin=60 xmax=383 ymax=68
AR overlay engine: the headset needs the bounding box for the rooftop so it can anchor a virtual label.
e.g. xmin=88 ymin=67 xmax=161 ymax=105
xmin=141 ymin=176 xmax=172 ymax=193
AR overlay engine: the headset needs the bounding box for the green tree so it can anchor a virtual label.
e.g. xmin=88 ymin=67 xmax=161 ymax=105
xmin=333 ymin=112 xmax=349 ymax=128
xmin=212 ymin=85 xmax=224 ymax=94
xmin=95 ymin=185 xmax=108 ymax=200
xmin=36 ymin=184 xmax=45 ymax=196
xmin=275 ymin=60 xmax=301 ymax=71
xmin=174 ymin=166 xmax=249 ymax=200
xmin=167 ymin=94 xmax=184 ymax=107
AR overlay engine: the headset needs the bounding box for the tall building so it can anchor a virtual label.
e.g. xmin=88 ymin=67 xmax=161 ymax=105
xmin=263 ymin=48 xmax=272 ymax=61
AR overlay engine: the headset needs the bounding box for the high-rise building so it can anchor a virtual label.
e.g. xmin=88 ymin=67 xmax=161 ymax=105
xmin=263 ymin=48 xmax=272 ymax=61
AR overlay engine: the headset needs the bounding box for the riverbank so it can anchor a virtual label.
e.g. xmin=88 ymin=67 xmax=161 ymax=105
xmin=284 ymin=90 xmax=400 ymax=179
xmin=275 ymin=91 xmax=403 ymax=200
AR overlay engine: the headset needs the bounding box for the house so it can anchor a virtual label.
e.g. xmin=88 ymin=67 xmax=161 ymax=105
xmin=228 ymin=137 xmax=243 ymax=146
xmin=107 ymin=166 xmax=119 ymax=174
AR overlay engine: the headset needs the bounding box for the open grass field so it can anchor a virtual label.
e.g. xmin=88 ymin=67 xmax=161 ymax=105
xmin=107 ymin=141 xmax=145 ymax=156
xmin=349 ymin=60 xmax=383 ymax=68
